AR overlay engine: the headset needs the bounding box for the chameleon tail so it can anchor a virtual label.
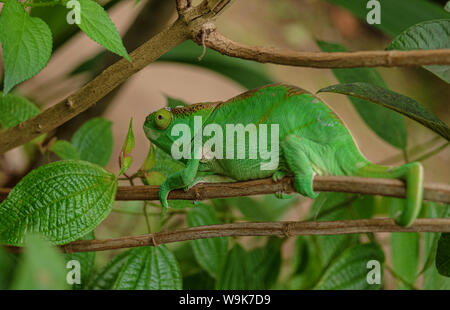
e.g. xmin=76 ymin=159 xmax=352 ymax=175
xmin=356 ymin=161 xmax=424 ymax=227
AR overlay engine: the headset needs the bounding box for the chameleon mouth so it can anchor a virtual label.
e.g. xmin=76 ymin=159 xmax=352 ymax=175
xmin=143 ymin=125 xmax=160 ymax=141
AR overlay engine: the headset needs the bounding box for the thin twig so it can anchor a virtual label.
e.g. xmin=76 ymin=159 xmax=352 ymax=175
xmin=3 ymin=218 xmax=447 ymax=253
xmin=1 ymin=176 xmax=449 ymax=203
xmin=0 ymin=0 xmax=233 ymax=155
xmin=413 ymin=142 xmax=449 ymax=162
xmin=115 ymin=177 xmax=450 ymax=203
xmin=378 ymin=136 xmax=444 ymax=165
xmin=192 ymin=24 xmax=450 ymax=68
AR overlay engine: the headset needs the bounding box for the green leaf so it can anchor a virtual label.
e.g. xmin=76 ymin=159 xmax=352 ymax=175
xmin=121 ymin=118 xmax=135 ymax=156
xmin=216 ymin=244 xmax=248 ymax=290
xmin=72 ymin=117 xmax=114 ymax=167
xmin=87 ymin=249 xmax=132 ymax=289
xmin=325 ymin=0 xmax=450 ymax=37
xmin=422 ymin=202 xmax=450 ymax=289
xmin=30 ymin=0 xmax=122 ymax=52
xmin=159 ymin=41 xmax=273 ymax=89
xmin=307 ymin=193 xmax=365 ymax=267
xmin=315 ymin=243 xmax=385 ymax=290
xmin=118 ymin=118 xmax=134 ymax=176
xmin=113 ymin=246 xmax=182 ymax=290
xmin=230 ymin=195 xmax=297 ymax=222
xmin=317 ymin=41 xmax=407 ymax=149
xmin=118 ymin=155 xmax=132 ymax=177
xmin=11 ymin=234 xmax=69 ymax=289
xmin=50 ymin=140 xmax=80 ymax=160
xmin=318 ymin=82 xmax=450 ymax=141
xmin=446 ymin=2 xmax=450 ymax=13
xmin=0 ymin=160 xmax=117 ymax=246
xmin=187 ymin=204 xmax=228 ymax=279
xmin=76 ymin=0 xmax=130 ymax=61
xmin=65 ymin=231 xmax=95 ymax=290
xmin=436 ymin=233 xmax=450 ymax=277
xmin=387 ymin=19 xmax=450 ymax=83
xmin=384 ymin=198 xmax=419 ymax=289
xmin=140 ymin=143 xmax=156 ymax=172
xmin=183 ymin=270 xmax=216 ymax=290
xmin=246 ymin=238 xmax=283 ymax=289
xmin=391 ymin=233 xmax=419 ymax=288
xmin=30 ymin=5 xmax=78 ymax=52
xmin=0 ymin=92 xmax=40 ymax=129
xmin=290 ymin=237 xmax=323 ymax=289
xmin=216 ymin=240 xmax=282 ymax=290
xmin=0 ymin=246 xmax=16 ymax=289
xmin=0 ymin=0 xmax=52 ymax=94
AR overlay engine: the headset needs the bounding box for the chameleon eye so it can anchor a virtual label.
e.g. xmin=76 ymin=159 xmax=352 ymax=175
xmin=154 ymin=109 xmax=172 ymax=130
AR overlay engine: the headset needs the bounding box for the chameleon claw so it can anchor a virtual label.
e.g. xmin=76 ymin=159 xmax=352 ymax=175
xmin=158 ymin=185 xmax=170 ymax=218
xmin=272 ymin=170 xmax=286 ymax=182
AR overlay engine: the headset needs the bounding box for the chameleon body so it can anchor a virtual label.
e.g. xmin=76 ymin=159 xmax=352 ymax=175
xmin=144 ymin=84 xmax=424 ymax=226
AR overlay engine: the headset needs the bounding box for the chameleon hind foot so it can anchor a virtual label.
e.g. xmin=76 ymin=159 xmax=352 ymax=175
xmin=281 ymin=135 xmax=319 ymax=199
xmin=293 ymin=174 xmax=319 ymax=199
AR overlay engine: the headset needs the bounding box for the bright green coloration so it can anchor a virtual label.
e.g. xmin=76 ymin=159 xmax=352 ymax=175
xmin=0 ymin=0 xmax=53 ymax=94
xmin=0 ymin=160 xmax=117 ymax=246
xmin=318 ymin=82 xmax=450 ymax=141
xmin=144 ymin=84 xmax=424 ymax=226
xmin=50 ymin=140 xmax=80 ymax=160
xmin=112 ymin=246 xmax=182 ymax=290
xmin=314 ymin=243 xmax=385 ymax=290
xmin=437 ymin=233 xmax=450 ymax=277
xmin=65 ymin=231 xmax=96 ymax=290
xmin=76 ymin=0 xmax=130 ymax=62
xmin=11 ymin=234 xmax=69 ymax=290
xmin=316 ymin=41 xmax=407 ymax=149
xmin=187 ymin=204 xmax=228 ymax=279
xmin=0 ymin=92 xmax=40 ymax=128
xmin=119 ymin=119 xmax=135 ymax=176
xmin=72 ymin=117 xmax=114 ymax=167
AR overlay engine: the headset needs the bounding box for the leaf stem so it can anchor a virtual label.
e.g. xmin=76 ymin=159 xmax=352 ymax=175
xmin=413 ymin=142 xmax=449 ymax=162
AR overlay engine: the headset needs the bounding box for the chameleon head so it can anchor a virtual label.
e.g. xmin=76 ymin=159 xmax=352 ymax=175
xmin=143 ymin=107 xmax=174 ymax=152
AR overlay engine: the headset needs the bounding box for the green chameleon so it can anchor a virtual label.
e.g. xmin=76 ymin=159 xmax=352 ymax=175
xmin=144 ymin=84 xmax=423 ymax=226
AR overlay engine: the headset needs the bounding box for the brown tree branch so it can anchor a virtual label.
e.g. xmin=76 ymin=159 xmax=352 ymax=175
xmin=4 ymin=218 xmax=445 ymax=253
xmin=0 ymin=0 xmax=233 ymax=155
xmin=55 ymin=0 xmax=177 ymax=142
xmin=0 ymin=19 xmax=189 ymax=155
xmin=1 ymin=176 xmax=449 ymax=203
xmin=192 ymin=23 xmax=450 ymax=68
xmin=175 ymin=0 xmax=191 ymax=13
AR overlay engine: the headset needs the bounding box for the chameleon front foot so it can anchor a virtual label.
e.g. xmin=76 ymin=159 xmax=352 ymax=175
xmin=272 ymin=170 xmax=287 ymax=182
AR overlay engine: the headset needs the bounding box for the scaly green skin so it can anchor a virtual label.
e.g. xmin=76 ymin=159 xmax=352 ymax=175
xmin=144 ymin=84 xmax=424 ymax=226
